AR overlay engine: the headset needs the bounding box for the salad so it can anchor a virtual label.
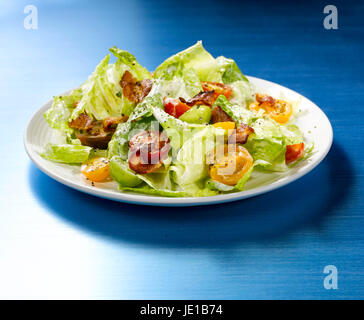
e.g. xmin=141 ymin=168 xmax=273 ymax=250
xmin=42 ymin=41 xmax=311 ymax=197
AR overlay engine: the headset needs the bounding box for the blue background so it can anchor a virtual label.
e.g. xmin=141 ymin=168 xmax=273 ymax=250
xmin=0 ymin=0 xmax=363 ymax=299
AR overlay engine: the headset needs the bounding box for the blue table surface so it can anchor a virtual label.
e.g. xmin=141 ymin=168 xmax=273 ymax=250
xmin=0 ymin=0 xmax=363 ymax=299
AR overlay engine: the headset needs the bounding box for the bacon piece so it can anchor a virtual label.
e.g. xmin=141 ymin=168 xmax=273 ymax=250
xmin=180 ymin=90 xmax=216 ymax=107
xmin=129 ymin=131 xmax=170 ymax=162
xmin=211 ymin=106 xmax=233 ymax=123
xmin=68 ymin=113 xmax=93 ymax=130
xmin=255 ymin=93 xmax=275 ymax=106
xmin=120 ymin=70 xmax=152 ymax=103
xmin=228 ymin=123 xmax=255 ymax=145
xmin=128 ymin=151 xmax=162 ymax=174
xmin=128 ymin=131 xmax=170 ymax=174
xmin=102 ymin=116 xmax=128 ymax=132
xmin=129 ymin=130 xmax=167 ymax=151
xmin=201 ymin=82 xmax=232 ymax=99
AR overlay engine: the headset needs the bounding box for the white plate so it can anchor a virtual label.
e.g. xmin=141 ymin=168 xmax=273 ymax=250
xmin=24 ymin=76 xmax=333 ymax=206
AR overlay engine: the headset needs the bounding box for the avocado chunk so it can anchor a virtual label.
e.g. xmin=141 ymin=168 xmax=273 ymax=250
xmin=179 ymin=105 xmax=211 ymax=124
xmin=110 ymin=156 xmax=142 ymax=187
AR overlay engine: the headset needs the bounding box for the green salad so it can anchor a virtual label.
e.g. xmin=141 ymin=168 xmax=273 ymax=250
xmin=42 ymin=41 xmax=311 ymax=197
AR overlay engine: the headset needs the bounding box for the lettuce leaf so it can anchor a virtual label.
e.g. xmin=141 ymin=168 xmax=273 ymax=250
xmin=248 ymin=120 xmax=305 ymax=171
xmin=41 ymin=143 xmax=91 ymax=163
xmin=72 ymin=55 xmax=120 ymax=120
xmin=110 ymin=152 xmax=175 ymax=192
xmin=170 ymin=126 xmax=225 ymax=194
xmin=108 ymin=95 xmax=162 ymax=159
xmin=281 ymin=124 xmax=304 ymax=145
xmin=136 ymin=169 xmax=173 ymax=191
xmin=152 ymin=60 xmax=202 ymax=99
xmin=109 ymin=47 xmax=151 ymax=81
xmin=72 ymin=49 xmax=151 ymax=121
xmin=119 ymin=185 xmax=187 ymax=197
xmin=229 ymin=80 xmax=254 ymax=107
xmin=109 ymin=156 xmax=143 ymax=187
xmin=149 ymin=96 xmax=207 ymax=150
xmin=110 ymin=154 xmax=175 ymax=193
xmin=245 ymin=118 xmax=287 ymax=171
xmin=205 ymin=179 xmax=235 ymax=192
xmin=153 ymin=41 xmax=252 ymax=107
xmin=213 ymin=95 xmax=255 ymax=125
xmin=177 ymin=182 xmax=219 ymax=197
xmin=216 ymin=56 xmax=249 ymax=84
xmin=215 ymin=56 xmax=252 ymax=106
xmin=108 ymin=116 xmax=155 ymax=160
xmin=154 ymin=41 xmax=222 ymax=83
xmin=235 ymin=166 xmax=254 ymax=190
xmin=44 ymin=89 xmax=83 ymax=138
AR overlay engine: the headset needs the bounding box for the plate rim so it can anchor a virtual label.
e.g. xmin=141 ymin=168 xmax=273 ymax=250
xmin=24 ymin=76 xmax=333 ymax=207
